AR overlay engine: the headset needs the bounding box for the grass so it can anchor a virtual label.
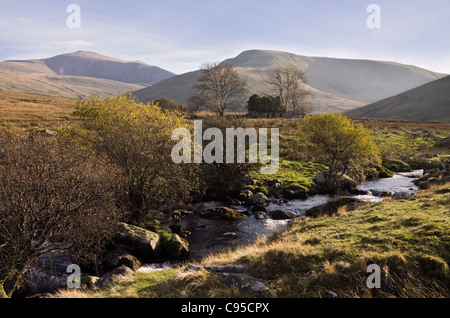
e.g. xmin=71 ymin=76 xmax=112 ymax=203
xmin=248 ymin=159 xmax=326 ymax=192
xmin=53 ymin=183 xmax=450 ymax=298
xmin=0 ymin=91 xmax=79 ymax=131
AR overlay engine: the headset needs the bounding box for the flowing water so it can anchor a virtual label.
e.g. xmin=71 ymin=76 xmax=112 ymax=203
xmin=179 ymin=170 xmax=423 ymax=259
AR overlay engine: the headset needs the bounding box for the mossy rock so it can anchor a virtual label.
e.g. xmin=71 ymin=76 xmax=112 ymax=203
xmin=160 ymin=232 xmax=189 ymax=260
xmin=115 ymin=223 xmax=161 ymax=262
xmin=238 ymin=190 xmax=253 ymax=201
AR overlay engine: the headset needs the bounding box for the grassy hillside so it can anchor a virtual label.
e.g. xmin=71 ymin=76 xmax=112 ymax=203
xmin=0 ymin=51 xmax=176 ymax=99
xmin=133 ymin=49 xmax=446 ymax=114
xmin=53 ymin=183 xmax=450 ymax=298
xmin=345 ymin=76 xmax=450 ymax=122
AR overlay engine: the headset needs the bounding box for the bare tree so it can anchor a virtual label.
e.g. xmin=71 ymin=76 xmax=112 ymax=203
xmin=189 ymin=61 xmax=247 ymax=116
xmin=0 ymin=132 xmax=121 ymax=297
xmin=265 ymin=65 xmax=311 ymax=114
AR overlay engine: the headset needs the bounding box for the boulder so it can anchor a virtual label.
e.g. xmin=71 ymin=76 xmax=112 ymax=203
xmin=23 ymin=250 xmax=75 ymax=295
xmin=114 ymin=222 xmax=161 ymax=262
xmin=247 ymin=192 xmax=269 ymax=206
xmin=271 ymin=209 xmax=298 ymax=220
xmin=105 ymin=249 xmax=142 ymax=272
xmin=163 ymin=233 xmax=189 ymax=260
xmin=250 ymin=204 xmax=267 ymax=212
xmin=95 ymin=266 xmax=134 ymax=288
xmin=293 ymin=190 xmax=309 ymax=200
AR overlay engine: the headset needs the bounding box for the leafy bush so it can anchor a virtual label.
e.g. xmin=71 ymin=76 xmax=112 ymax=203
xmin=74 ymin=94 xmax=200 ymax=216
xmin=247 ymin=94 xmax=287 ymax=113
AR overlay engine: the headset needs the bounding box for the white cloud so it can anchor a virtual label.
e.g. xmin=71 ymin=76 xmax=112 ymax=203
xmin=39 ymin=40 xmax=95 ymax=51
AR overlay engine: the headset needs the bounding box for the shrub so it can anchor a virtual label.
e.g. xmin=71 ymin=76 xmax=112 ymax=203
xmin=74 ymin=94 xmax=200 ymax=216
xmin=300 ymin=113 xmax=381 ymax=193
xmin=0 ymin=131 xmax=121 ymax=297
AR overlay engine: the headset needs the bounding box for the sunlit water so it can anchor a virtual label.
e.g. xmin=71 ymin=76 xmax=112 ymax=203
xmin=154 ymin=170 xmax=424 ymax=261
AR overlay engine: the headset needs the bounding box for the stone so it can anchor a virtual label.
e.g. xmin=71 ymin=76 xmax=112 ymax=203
xmin=95 ymin=266 xmax=134 ymax=288
xmin=164 ymin=233 xmax=189 ymax=260
xmin=254 ymin=212 xmax=267 ymax=220
xmin=105 ymin=249 xmax=142 ymax=271
xmin=222 ymin=232 xmax=238 ymax=239
xmin=325 ymin=290 xmax=338 ymax=298
xmin=293 ymin=190 xmax=309 ymax=200
xmin=114 ymin=222 xmax=161 ymax=262
xmin=250 ymin=204 xmax=267 ymax=212
xmin=24 ymin=250 xmax=75 ymax=295
xmin=81 ymin=275 xmax=100 ymax=289
xmin=372 ymin=190 xmax=394 ymax=197
xmin=271 ymin=209 xmax=298 ymax=220
xmin=217 ymin=273 xmax=267 ymax=295
xmin=247 ymin=192 xmax=269 ymax=206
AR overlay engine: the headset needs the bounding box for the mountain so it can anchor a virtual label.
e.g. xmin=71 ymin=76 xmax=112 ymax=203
xmin=132 ymin=49 xmax=446 ymax=113
xmin=0 ymin=51 xmax=175 ymax=99
xmin=344 ymin=75 xmax=450 ymax=122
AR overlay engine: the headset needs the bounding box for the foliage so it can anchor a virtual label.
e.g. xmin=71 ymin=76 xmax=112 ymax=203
xmin=300 ymin=113 xmax=381 ymax=192
xmin=154 ymin=97 xmax=188 ymax=114
xmin=0 ymin=131 xmax=120 ymax=297
xmin=74 ymin=94 xmax=200 ymax=216
xmin=247 ymin=94 xmax=287 ymax=113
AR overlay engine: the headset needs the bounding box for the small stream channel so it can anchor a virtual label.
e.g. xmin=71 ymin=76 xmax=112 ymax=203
xmin=175 ymin=170 xmax=424 ymax=260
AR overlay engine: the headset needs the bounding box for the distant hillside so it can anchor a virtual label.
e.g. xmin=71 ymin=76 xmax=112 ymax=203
xmin=132 ymin=49 xmax=446 ymax=114
xmin=344 ymin=76 xmax=450 ymax=122
xmin=0 ymin=51 xmax=175 ymax=99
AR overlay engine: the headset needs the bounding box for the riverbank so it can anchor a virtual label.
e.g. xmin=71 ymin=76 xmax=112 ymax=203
xmin=51 ymin=179 xmax=449 ymax=298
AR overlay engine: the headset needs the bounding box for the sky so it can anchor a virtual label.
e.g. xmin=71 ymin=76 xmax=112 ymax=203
xmin=0 ymin=0 xmax=449 ymax=75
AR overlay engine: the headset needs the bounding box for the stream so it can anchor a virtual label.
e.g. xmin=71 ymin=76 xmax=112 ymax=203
xmin=174 ymin=170 xmax=424 ymax=260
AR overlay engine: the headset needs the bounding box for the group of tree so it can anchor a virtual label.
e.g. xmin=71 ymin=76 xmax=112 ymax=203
xmin=188 ymin=61 xmax=311 ymax=115
xmin=247 ymin=94 xmax=287 ymax=113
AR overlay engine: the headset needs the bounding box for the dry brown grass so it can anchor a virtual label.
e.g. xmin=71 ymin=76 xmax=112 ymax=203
xmin=0 ymin=91 xmax=79 ymax=131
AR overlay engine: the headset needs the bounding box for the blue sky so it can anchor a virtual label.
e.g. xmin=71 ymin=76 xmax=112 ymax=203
xmin=1 ymin=0 xmax=449 ymax=74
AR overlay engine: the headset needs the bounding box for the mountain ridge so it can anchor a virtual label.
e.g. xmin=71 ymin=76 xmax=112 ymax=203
xmin=0 ymin=51 xmax=176 ymax=99
xmin=133 ymin=49 xmax=446 ymax=113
